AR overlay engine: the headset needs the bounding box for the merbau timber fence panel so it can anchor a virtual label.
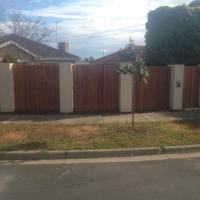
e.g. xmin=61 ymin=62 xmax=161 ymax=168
xmin=135 ymin=66 xmax=171 ymax=112
xmin=183 ymin=66 xmax=200 ymax=108
xmin=13 ymin=63 xmax=60 ymax=113
xmin=73 ymin=64 xmax=119 ymax=113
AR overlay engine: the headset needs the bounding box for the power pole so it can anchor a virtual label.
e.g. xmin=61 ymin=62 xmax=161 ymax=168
xmin=54 ymin=21 xmax=59 ymax=43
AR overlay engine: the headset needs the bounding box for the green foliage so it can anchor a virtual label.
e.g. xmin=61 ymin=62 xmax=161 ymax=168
xmin=189 ymin=0 xmax=200 ymax=7
xmin=83 ymin=57 xmax=95 ymax=63
xmin=117 ymin=39 xmax=149 ymax=83
xmin=145 ymin=5 xmax=200 ymax=65
xmin=2 ymin=54 xmax=17 ymax=63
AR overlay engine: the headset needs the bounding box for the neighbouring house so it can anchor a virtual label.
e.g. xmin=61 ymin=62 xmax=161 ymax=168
xmin=0 ymin=34 xmax=80 ymax=62
xmin=93 ymin=46 xmax=144 ymax=64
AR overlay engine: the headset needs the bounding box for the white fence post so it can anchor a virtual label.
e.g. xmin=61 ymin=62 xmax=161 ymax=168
xmin=119 ymin=73 xmax=133 ymax=113
xmin=169 ymin=64 xmax=184 ymax=110
xmin=59 ymin=63 xmax=73 ymax=113
xmin=0 ymin=63 xmax=15 ymax=112
xmin=199 ymin=70 xmax=200 ymax=107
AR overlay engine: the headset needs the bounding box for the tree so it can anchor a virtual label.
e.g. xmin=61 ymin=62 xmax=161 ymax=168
xmin=83 ymin=57 xmax=95 ymax=63
xmin=0 ymin=12 xmax=53 ymax=42
xmin=2 ymin=54 xmax=17 ymax=63
xmin=145 ymin=5 xmax=200 ymax=65
xmin=189 ymin=0 xmax=200 ymax=7
xmin=117 ymin=39 xmax=149 ymax=129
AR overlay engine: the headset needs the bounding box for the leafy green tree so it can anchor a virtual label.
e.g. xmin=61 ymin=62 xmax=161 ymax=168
xmin=117 ymin=39 xmax=149 ymax=128
xmin=145 ymin=5 xmax=200 ymax=65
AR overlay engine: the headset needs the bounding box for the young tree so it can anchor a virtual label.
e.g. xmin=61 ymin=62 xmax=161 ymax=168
xmin=117 ymin=39 xmax=149 ymax=128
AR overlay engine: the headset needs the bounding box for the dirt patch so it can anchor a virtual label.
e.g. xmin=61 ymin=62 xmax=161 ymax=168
xmin=68 ymin=126 xmax=100 ymax=137
xmin=47 ymin=125 xmax=100 ymax=145
xmin=0 ymin=131 xmax=28 ymax=143
xmin=48 ymin=125 xmax=100 ymax=137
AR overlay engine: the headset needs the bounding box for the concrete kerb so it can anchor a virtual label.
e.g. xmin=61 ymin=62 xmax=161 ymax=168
xmin=162 ymin=145 xmax=200 ymax=154
xmin=1 ymin=145 xmax=200 ymax=160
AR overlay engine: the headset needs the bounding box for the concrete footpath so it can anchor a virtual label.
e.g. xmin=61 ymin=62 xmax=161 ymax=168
xmin=0 ymin=111 xmax=200 ymax=125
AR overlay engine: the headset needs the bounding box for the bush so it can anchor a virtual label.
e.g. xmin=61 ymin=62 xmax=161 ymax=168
xmin=145 ymin=5 xmax=200 ymax=65
xmin=2 ymin=54 xmax=17 ymax=63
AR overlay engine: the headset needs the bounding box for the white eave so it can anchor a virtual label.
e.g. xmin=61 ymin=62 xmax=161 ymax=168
xmin=0 ymin=41 xmax=37 ymax=57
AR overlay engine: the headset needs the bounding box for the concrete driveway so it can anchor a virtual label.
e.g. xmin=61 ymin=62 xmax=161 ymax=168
xmin=0 ymin=111 xmax=200 ymax=125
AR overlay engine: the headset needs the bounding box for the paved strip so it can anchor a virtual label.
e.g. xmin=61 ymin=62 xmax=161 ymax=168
xmin=0 ymin=111 xmax=200 ymax=124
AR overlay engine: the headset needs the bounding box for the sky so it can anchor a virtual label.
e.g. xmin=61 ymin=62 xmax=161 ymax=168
xmin=1 ymin=0 xmax=192 ymax=58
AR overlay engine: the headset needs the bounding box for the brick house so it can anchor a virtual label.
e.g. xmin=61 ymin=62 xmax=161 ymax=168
xmin=0 ymin=34 xmax=80 ymax=62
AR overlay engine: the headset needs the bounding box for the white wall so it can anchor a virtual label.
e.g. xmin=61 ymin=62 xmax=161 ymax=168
xmin=119 ymin=74 xmax=133 ymax=113
xmin=0 ymin=63 xmax=15 ymax=112
xmin=59 ymin=63 xmax=73 ymax=113
xmin=169 ymin=65 xmax=184 ymax=110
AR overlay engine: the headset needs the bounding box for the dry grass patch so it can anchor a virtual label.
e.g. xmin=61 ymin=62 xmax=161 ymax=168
xmin=0 ymin=120 xmax=200 ymax=151
xmin=0 ymin=131 xmax=27 ymax=143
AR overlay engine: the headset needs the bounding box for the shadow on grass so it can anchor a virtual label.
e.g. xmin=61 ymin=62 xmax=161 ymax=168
xmin=0 ymin=113 xmax=102 ymax=123
xmin=0 ymin=142 xmax=46 ymax=151
xmin=174 ymin=119 xmax=200 ymax=130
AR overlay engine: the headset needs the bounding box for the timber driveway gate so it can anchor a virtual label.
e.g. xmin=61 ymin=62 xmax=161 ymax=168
xmin=73 ymin=64 xmax=119 ymax=113
xmin=183 ymin=66 xmax=200 ymax=108
xmin=135 ymin=66 xmax=171 ymax=112
xmin=13 ymin=63 xmax=60 ymax=113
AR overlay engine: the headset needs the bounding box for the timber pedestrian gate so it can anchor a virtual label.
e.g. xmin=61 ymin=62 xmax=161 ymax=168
xmin=13 ymin=63 xmax=60 ymax=113
xmin=183 ymin=66 xmax=200 ymax=108
xmin=135 ymin=66 xmax=171 ymax=112
xmin=73 ymin=64 xmax=119 ymax=113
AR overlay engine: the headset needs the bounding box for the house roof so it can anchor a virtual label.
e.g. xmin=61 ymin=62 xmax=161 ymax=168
xmin=0 ymin=34 xmax=80 ymax=61
xmin=93 ymin=46 xmax=144 ymax=64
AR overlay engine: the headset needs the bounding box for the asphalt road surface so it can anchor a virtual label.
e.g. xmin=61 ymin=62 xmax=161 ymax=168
xmin=1 ymin=154 xmax=200 ymax=200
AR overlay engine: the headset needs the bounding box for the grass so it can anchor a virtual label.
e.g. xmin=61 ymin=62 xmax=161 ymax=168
xmin=0 ymin=120 xmax=200 ymax=151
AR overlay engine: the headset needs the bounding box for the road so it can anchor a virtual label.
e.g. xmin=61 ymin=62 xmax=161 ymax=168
xmin=1 ymin=153 xmax=200 ymax=200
